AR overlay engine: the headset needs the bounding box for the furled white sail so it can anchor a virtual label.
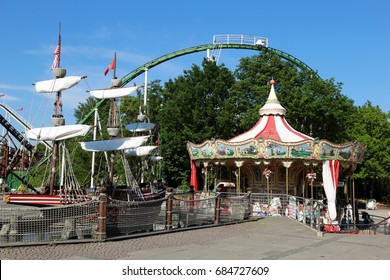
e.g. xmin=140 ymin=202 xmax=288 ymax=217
xmin=124 ymin=146 xmax=158 ymax=157
xmin=26 ymin=124 xmax=91 ymax=141
xmin=88 ymin=86 xmax=139 ymax=99
xmin=80 ymin=136 xmax=149 ymax=152
xmin=35 ymin=76 xmax=85 ymax=93
xmin=150 ymin=155 xmax=163 ymax=161
xmin=125 ymin=122 xmax=155 ymax=132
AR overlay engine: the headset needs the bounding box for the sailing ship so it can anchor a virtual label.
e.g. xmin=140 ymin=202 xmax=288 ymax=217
xmin=79 ymin=53 xmax=165 ymax=202
xmin=3 ymin=28 xmax=91 ymax=206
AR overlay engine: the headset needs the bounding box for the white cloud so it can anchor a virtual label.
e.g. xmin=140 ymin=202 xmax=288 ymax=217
xmin=0 ymin=83 xmax=33 ymax=92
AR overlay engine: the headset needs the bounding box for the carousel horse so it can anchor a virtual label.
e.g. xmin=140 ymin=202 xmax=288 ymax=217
xmin=341 ymin=203 xmax=353 ymax=226
xmin=268 ymin=197 xmax=282 ymax=216
xmin=252 ymin=197 xmax=281 ymax=216
xmin=298 ymin=199 xmax=321 ymax=222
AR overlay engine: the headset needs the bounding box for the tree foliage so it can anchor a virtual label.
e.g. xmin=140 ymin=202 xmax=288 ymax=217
xmin=233 ymin=51 xmax=356 ymax=142
xmin=40 ymin=50 xmax=388 ymax=203
xmin=157 ymin=59 xmax=235 ymax=187
xmin=346 ymin=102 xmax=390 ymax=201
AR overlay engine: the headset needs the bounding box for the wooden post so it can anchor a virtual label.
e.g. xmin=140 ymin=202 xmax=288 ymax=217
xmin=97 ymin=193 xmax=107 ymax=241
xmin=165 ymin=188 xmax=173 ymax=230
xmin=215 ymin=194 xmax=221 ymax=224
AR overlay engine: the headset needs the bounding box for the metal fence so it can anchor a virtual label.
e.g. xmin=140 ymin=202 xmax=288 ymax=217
xmin=251 ymin=193 xmax=322 ymax=234
xmin=356 ymin=212 xmax=390 ymax=235
xmin=1 ymin=191 xmax=388 ymax=247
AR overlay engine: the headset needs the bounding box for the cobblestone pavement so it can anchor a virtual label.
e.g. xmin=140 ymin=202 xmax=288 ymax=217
xmin=1 ymin=217 xmax=389 ymax=260
xmin=0 ymin=221 xmax=257 ymax=260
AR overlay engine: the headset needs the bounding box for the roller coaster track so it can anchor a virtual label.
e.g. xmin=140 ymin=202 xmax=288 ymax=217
xmin=79 ymin=41 xmax=319 ymax=125
xmin=0 ymin=104 xmax=52 ymax=150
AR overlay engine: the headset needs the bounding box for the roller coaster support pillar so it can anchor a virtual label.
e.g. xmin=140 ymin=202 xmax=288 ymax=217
xmin=144 ymin=68 xmax=148 ymax=107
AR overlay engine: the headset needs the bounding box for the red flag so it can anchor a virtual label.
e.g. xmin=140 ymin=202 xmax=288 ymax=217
xmin=51 ymin=35 xmax=61 ymax=69
xmin=18 ymin=107 xmax=23 ymax=111
xmin=190 ymin=160 xmax=198 ymax=191
xmin=104 ymin=57 xmax=116 ymax=76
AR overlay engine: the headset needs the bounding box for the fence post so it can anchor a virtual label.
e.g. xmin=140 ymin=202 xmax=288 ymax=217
xmin=165 ymin=187 xmax=173 ymax=230
xmin=248 ymin=191 xmax=253 ymax=218
xmin=189 ymin=185 xmax=195 ymax=212
xmin=97 ymin=193 xmax=107 ymax=241
xmin=316 ymin=202 xmax=323 ymax=236
xmin=215 ymin=194 xmax=221 ymax=224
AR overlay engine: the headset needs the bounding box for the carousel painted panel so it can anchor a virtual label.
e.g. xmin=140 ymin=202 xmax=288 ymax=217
xmin=318 ymin=141 xmax=338 ymax=160
xmin=289 ymin=142 xmax=313 ymax=159
xmin=338 ymin=145 xmax=353 ymax=161
xmin=215 ymin=142 xmax=236 ymax=158
xmin=236 ymin=141 xmax=258 ymax=158
xmin=188 ymin=142 xmax=215 ymax=159
xmin=264 ymin=141 xmax=288 ymax=158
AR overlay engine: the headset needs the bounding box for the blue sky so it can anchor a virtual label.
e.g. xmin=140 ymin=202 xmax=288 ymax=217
xmin=0 ymin=0 xmax=389 ymax=131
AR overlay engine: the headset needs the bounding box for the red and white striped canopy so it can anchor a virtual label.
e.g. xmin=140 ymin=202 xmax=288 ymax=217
xmin=229 ymin=80 xmax=312 ymax=143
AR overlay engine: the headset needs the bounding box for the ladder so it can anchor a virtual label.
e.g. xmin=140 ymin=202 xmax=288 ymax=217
xmin=121 ymin=153 xmax=144 ymax=201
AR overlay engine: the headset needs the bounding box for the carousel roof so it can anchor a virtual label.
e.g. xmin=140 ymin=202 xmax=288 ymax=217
xmin=187 ymin=79 xmax=366 ymax=169
xmin=229 ymin=80 xmax=312 ymax=143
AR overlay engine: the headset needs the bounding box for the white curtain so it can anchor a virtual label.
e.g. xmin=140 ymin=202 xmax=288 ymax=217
xmin=322 ymin=160 xmax=340 ymax=221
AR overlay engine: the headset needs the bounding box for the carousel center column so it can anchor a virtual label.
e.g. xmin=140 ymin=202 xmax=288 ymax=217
xmin=234 ymin=160 xmax=244 ymax=193
xmin=283 ymin=161 xmax=292 ymax=195
xmin=203 ymin=161 xmax=209 ymax=191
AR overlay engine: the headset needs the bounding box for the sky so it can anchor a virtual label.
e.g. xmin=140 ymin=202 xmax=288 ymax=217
xmin=0 ymin=0 xmax=389 ymax=132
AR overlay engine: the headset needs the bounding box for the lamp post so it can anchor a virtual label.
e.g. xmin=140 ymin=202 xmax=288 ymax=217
xmin=263 ymin=168 xmax=272 ymax=204
xmin=306 ymin=171 xmax=316 ymax=228
xmin=306 ymin=171 xmax=316 ymax=199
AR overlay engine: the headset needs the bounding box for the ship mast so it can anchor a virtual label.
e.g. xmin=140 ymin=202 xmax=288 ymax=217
xmin=107 ymin=52 xmax=120 ymax=192
xmin=49 ymin=24 xmax=66 ymax=195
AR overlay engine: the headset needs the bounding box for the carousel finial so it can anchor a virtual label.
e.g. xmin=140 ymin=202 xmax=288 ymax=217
xmin=259 ymin=78 xmax=286 ymax=116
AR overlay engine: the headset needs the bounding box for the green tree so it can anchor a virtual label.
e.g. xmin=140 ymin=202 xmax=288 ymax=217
xmin=66 ymin=51 xmax=389 ymax=203
xmin=158 ymin=59 xmax=235 ymax=187
xmin=347 ymin=102 xmax=390 ymax=202
xmin=233 ymin=51 xmax=356 ymax=142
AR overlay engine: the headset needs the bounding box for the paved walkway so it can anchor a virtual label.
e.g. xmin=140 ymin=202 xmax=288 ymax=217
xmin=1 ymin=217 xmax=389 ymax=260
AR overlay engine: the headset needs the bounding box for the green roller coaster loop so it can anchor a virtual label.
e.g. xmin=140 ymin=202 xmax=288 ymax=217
xmin=79 ymin=43 xmax=318 ymax=124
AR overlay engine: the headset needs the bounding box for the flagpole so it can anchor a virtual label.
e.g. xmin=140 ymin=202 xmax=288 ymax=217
xmin=57 ymin=22 xmax=61 ymax=68
xmin=113 ymin=52 xmax=116 ymax=79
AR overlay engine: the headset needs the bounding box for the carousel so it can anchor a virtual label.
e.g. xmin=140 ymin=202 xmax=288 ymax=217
xmin=187 ymin=79 xmax=365 ymax=219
